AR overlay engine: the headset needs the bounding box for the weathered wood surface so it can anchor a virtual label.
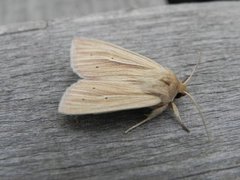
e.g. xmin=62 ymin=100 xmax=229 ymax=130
xmin=1 ymin=2 xmax=240 ymax=180
xmin=0 ymin=0 xmax=165 ymax=25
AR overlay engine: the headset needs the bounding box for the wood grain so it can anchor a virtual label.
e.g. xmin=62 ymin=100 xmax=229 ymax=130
xmin=0 ymin=2 xmax=240 ymax=179
xmin=0 ymin=0 xmax=165 ymax=25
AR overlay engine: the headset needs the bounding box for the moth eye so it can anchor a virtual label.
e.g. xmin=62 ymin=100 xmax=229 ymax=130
xmin=82 ymin=98 xmax=85 ymax=101
xmin=95 ymin=66 xmax=99 ymax=68
xmin=111 ymin=57 xmax=114 ymax=59
xmin=92 ymin=87 xmax=96 ymax=89
xmin=105 ymin=97 xmax=108 ymax=100
xmin=175 ymin=93 xmax=185 ymax=99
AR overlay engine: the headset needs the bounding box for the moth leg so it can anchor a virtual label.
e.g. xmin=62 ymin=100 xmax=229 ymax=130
xmin=125 ymin=105 xmax=168 ymax=133
xmin=170 ymin=102 xmax=190 ymax=133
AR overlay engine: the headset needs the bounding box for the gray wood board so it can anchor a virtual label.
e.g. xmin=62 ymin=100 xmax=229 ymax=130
xmin=1 ymin=2 xmax=240 ymax=180
xmin=0 ymin=0 xmax=165 ymax=25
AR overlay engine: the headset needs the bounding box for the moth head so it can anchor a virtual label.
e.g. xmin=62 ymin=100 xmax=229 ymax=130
xmin=175 ymin=83 xmax=187 ymax=99
xmin=175 ymin=52 xmax=201 ymax=99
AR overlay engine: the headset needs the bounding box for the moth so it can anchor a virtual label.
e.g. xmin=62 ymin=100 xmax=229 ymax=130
xmin=59 ymin=38 xmax=208 ymax=135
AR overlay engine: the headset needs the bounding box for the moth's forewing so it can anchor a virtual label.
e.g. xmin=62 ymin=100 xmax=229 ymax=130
xmin=58 ymin=80 xmax=161 ymax=114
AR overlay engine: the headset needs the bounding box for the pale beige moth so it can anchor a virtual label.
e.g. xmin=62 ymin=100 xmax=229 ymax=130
xmin=59 ymin=38 xmax=208 ymax=135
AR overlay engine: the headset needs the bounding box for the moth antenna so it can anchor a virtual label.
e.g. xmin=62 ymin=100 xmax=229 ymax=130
xmin=183 ymin=51 xmax=201 ymax=85
xmin=184 ymin=91 xmax=210 ymax=141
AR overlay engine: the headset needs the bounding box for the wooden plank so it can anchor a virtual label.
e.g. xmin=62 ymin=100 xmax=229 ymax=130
xmin=0 ymin=2 xmax=240 ymax=179
xmin=0 ymin=0 xmax=165 ymax=25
